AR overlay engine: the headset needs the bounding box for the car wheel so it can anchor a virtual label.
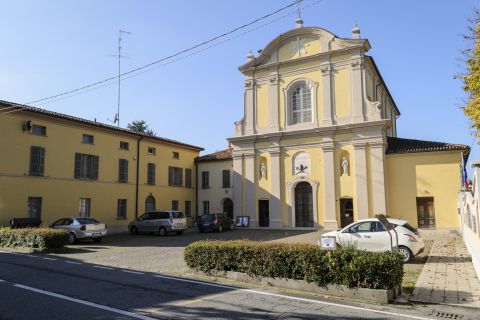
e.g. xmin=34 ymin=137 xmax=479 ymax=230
xmin=68 ymin=233 xmax=76 ymax=244
xmin=399 ymin=246 xmax=413 ymax=263
xmin=130 ymin=226 xmax=138 ymax=235
xmin=93 ymin=237 xmax=102 ymax=243
xmin=175 ymin=231 xmax=183 ymax=236
xmin=159 ymin=227 xmax=167 ymax=237
xmin=218 ymin=225 xmax=223 ymax=232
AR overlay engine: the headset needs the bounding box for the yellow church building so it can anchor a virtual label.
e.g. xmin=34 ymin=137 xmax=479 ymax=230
xmin=198 ymin=21 xmax=470 ymax=230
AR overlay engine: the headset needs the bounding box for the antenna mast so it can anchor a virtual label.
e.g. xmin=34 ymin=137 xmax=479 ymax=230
xmin=115 ymin=29 xmax=131 ymax=127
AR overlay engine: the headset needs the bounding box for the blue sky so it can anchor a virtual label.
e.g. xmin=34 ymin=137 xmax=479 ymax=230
xmin=0 ymin=0 xmax=478 ymax=170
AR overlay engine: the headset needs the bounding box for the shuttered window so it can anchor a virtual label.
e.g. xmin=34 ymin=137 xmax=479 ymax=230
xmin=118 ymin=159 xmax=128 ymax=182
xmin=222 ymin=170 xmax=230 ymax=188
xmin=27 ymin=197 xmax=42 ymax=219
xmin=168 ymin=166 xmax=183 ymax=187
xmin=29 ymin=146 xmax=45 ymax=176
xmin=202 ymin=171 xmax=209 ymax=189
xmin=147 ymin=163 xmax=156 ymax=185
xmin=185 ymin=169 xmax=192 ymax=188
xmin=74 ymin=153 xmax=99 ymax=180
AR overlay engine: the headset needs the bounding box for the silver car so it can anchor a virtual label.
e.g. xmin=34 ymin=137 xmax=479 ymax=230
xmin=128 ymin=211 xmax=187 ymax=236
xmin=50 ymin=217 xmax=107 ymax=244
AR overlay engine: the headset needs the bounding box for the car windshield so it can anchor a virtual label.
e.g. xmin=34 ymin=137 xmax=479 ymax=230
xmin=200 ymin=214 xmax=214 ymax=221
xmin=172 ymin=212 xmax=185 ymax=219
xmin=402 ymin=222 xmax=418 ymax=234
xmin=77 ymin=218 xmax=99 ymax=224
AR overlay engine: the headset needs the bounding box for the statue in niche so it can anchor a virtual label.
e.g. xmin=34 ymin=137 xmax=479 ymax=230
xmin=260 ymin=162 xmax=267 ymax=180
xmin=341 ymin=157 xmax=349 ymax=176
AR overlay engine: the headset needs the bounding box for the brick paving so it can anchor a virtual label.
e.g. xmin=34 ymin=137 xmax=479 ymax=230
xmin=411 ymin=233 xmax=480 ymax=307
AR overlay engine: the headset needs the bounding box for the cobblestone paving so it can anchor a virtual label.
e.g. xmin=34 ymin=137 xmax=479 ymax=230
xmin=411 ymin=233 xmax=480 ymax=307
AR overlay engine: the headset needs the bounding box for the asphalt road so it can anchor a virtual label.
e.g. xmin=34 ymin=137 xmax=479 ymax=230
xmin=0 ymin=250 xmax=458 ymax=320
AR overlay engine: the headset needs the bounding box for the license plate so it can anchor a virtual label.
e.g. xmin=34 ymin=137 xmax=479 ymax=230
xmin=92 ymin=233 xmax=101 ymax=237
xmin=175 ymin=223 xmax=183 ymax=227
xmin=203 ymin=223 xmax=210 ymax=226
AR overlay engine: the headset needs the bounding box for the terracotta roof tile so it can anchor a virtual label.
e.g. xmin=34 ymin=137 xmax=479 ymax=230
xmin=0 ymin=100 xmax=203 ymax=151
xmin=195 ymin=148 xmax=233 ymax=162
xmin=386 ymin=137 xmax=470 ymax=155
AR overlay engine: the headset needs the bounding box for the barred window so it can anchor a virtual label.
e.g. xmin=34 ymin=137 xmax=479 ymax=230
xmin=82 ymin=134 xmax=94 ymax=144
xmin=185 ymin=201 xmax=191 ymax=217
xmin=202 ymin=171 xmax=209 ymax=189
xmin=31 ymin=125 xmax=46 ymax=136
xmin=291 ymin=84 xmax=312 ymax=124
xmin=117 ymin=199 xmax=127 ymax=219
xmin=203 ymin=201 xmax=210 ymax=214
xmin=27 ymin=197 xmax=42 ymax=219
xmin=169 ymin=167 xmax=183 ymax=187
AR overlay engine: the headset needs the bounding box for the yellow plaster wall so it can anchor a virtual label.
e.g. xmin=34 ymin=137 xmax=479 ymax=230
xmin=0 ymin=111 xmax=200 ymax=228
xmin=334 ymin=68 xmax=350 ymax=118
xmin=255 ymin=83 xmax=269 ymax=129
xmin=386 ymin=151 xmax=463 ymax=228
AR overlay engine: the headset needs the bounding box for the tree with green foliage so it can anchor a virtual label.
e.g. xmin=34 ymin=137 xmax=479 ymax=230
xmin=127 ymin=120 xmax=155 ymax=136
xmin=460 ymin=9 xmax=480 ymax=136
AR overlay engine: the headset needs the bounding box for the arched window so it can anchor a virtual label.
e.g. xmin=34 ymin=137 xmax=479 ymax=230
xmin=291 ymin=84 xmax=312 ymax=124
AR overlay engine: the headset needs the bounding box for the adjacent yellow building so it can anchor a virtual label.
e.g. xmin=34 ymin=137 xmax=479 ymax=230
xmin=197 ymin=21 xmax=470 ymax=230
xmin=0 ymin=101 xmax=202 ymax=232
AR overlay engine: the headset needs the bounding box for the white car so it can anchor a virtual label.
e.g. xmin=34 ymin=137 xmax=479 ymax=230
xmin=321 ymin=218 xmax=425 ymax=262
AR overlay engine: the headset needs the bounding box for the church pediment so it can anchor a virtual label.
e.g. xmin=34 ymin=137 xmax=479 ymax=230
xmin=239 ymin=27 xmax=370 ymax=72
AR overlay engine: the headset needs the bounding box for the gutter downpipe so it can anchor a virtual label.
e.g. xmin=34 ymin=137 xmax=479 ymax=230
xmin=195 ymin=160 xmax=199 ymax=220
xmin=135 ymin=135 xmax=143 ymax=219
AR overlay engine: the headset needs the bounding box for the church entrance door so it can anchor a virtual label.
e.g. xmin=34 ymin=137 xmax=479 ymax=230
xmin=294 ymin=182 xmax=313 ymax=227
xmin=340 ymin=198 xmax=354 ymax=227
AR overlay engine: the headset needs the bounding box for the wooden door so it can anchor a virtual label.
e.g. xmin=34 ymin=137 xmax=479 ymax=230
xmin=294 ymin=182 xmax=314 ymax=227
xmin=340 ymin=198 xmax=354 ymax=227
xmin=258 ymin=200 xmax=269 ymax=227
xmin=417 ymin=197 xmax=435 ymax=228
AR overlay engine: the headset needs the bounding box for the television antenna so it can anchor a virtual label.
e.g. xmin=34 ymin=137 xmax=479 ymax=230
xmin=110 ymin=29 xmax=131 ymax=127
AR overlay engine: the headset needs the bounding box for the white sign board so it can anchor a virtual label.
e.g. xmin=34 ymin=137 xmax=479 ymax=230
xmin=320 ymin=236 xmax=336 ymax=250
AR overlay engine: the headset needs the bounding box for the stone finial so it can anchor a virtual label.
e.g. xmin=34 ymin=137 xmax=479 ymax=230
xmin=352 ymin=23 xmax=361 ymax=39
xmin=246 ymin=49 xmax=255 ymax=62
xmin=295 ymin=16 xmax=304 ymax=29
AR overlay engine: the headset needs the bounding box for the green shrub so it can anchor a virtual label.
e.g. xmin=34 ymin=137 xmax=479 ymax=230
xmin=184 ymin=240 xmax=404 ymax=290
xmin=0 ymin=228 xmax=69 ymax=250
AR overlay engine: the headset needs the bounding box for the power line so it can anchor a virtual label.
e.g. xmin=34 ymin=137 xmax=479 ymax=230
xmin=23 ymin=0 xmax=303 ymax=106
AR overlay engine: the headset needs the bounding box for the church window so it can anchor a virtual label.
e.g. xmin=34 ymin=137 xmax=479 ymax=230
xmin=291 ymin=84 xmax=312 ymax=124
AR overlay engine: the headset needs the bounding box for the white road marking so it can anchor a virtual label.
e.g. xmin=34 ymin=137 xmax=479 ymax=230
xmin=153 ymin=275 xmax=433 ymax=320
xmin=93 ymin=265 xmax=114 ymax=270
xmin=64 ymin=261 xmax=82 ymax=265
xmin=122 ymin=270 xmax=145 ymax=275
xmin=42 ymin=257 xmax=57 ymax=261
xmin=24 ymin=255 xmax=38 ymax=258
xmin=10 ymin=282 xmax=157 ymax=320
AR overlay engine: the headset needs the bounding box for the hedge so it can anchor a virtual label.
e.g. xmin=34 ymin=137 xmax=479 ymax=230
xmin=0 ymin=227 xmax=69 ymax=250
xmin=184 ymin=240 xmax=404 ymax=290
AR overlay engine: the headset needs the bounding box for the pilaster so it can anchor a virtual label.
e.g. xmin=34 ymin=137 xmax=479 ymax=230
xmin=244 ymin=79 xmax=255 ymax=135
xmin=322 ymin=142 xmax=338 ymax=229
xmin=370 ymin=141 xmax=387 ymax=216
xmin=353 ymin=142 xmax=369 ymax=220
xmin=232 ymin=154 xmax=244 ymax=222
xmin=244 ymin=152 xmax=256 ymax=227
xmin=321 ymin=64 xmax=333 ymax=126
xmin=268 ymin=74 xmax=280 ymax=132
xmin=269 ymin=148 xmax=282 ymax=228
xmin=350 ymin=59 xmax=365 ymax=123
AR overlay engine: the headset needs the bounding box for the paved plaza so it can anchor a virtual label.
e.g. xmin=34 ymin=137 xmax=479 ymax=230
xmin=411 ymin=231 xmax=480 ymax=307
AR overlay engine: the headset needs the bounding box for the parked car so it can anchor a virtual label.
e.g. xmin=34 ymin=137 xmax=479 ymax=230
xmin=321 ymin=218 xmax=424 ymax=262
xmin=50 ymin=217 xmax=107 ymax=244
xmin=128 ymin=211 xmax=187 ymax=236
xmin=197 ymin=213 xmax=234 ymax=233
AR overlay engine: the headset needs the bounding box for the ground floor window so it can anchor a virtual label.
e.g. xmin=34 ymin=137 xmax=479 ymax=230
xmin=145 ymin=195 xmax=155 ymax=212
xmin=79 ymin=198 xmax=91 ymax=217
xmin=416 ymin=197 xmax=435 ymax=228
xmin=117 ymin=199 xmax=127 ymax=219
xmin=27 ymin=197 xmax=42 ymax=219
xmin=185 ymin=201 xmax=191 ymax=217
xmin=203 ymin=201 xmax=209 ymax=214
xmin=172 ymin=200 xmax=179 ymax=211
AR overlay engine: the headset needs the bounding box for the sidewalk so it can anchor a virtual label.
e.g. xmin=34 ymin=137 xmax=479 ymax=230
xmin=411 ymin=232 xmax=480 ymax=307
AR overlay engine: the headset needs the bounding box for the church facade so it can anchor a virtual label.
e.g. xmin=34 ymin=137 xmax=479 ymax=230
xmin=197 ymin=22 xmax=470 ymax=230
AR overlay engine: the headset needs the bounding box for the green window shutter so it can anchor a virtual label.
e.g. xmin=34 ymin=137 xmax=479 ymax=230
xmin=38 ymin=147 xmax=45 ymax=176
xmin=93 ymin=155 xmax=99 ymax=180
xmin=29 ymin=146 xmax=39 ymax=176
xmin=168 ymin=166 xmax=173 ymax=186
xmin=179 ymin=168 xmax=183 ymax=187
xmin=74 ymin=153 xmax=81 ymax=178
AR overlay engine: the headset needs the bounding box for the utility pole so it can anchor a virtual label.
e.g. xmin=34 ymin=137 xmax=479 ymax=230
xmin=114 ymin=29 xmax=131 ymax=127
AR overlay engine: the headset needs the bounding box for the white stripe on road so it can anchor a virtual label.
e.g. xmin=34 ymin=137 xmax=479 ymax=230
xmin=122 ymin=270 xmax=145 ymax=275
xmin=153 ymin=275 xmax=433 ymax=320
xmin=64 ymin=261 xmax=82 ymax=265
xmin=92 ymin=265 xmax=114 ymax=270
xmin=42 ymin=257 xmax=57 ymax=261
xmin=11 ymin=282 xmax=156 ymax=320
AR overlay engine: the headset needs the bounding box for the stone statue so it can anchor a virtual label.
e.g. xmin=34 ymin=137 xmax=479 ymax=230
xmin=341 ymin=157 xmax=349 ymax=176
xmin=260 ymin=162 xmax=267 ymax=179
